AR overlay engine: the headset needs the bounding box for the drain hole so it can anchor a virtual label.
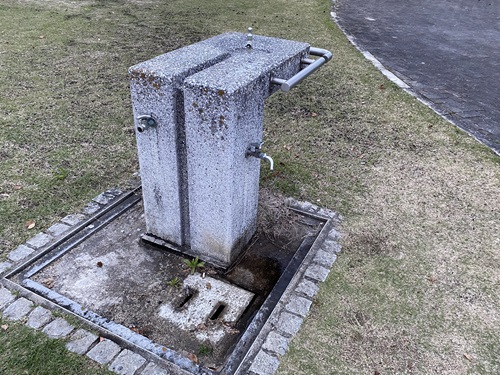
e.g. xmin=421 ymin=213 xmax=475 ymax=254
xmin=174 ymin=288 xmax=197 ymax=310
xmin=178 ymin=293 xmax=193 ymax=309
xmin=210 ymin=303 xmax=226 ymax=320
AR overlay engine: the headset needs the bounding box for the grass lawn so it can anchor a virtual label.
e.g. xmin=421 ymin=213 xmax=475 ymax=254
xmin=1 ymin=0 xmax=499 ymax=374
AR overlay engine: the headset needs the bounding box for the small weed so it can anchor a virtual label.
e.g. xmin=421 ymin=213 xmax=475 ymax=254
xmin=183 ymin=256 xmax=205 ymax=275
xmin=53 ymin=167 xmax=69 ymax=181
xmin=198 ymin=344 xmax=212 ymax=356
xmin=166 ymin=277 xmax=181 ymax=288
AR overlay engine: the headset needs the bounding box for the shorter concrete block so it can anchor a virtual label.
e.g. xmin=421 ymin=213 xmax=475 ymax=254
xmin=61 ymin=213 xmax=86 ymax=226
xmin=93 ymin=192 xmax=117 ymax=205
xmin=0 ymin=261 xmax=13 ymax=274
xmin=42 ymin=317 xmax=74 ymax=338
xmin=86 ymin=339 xmax=122 ymax=365
xmin=8 ymin=244 xmax=35 ymax=262
xmin=26 ymin=306 xmax=53 ymax=330
xmin=26 ymin=232 xmax=52 ymax=249
xmin=262 ymin=331 xmax=291 ymax=356
xmin=140 ymin=362 xmax=169 ymax=375
xmin=47 ymin=222 xmax=71 ymax=237
xmin=106 ymin=188 xmax=123 ymax=197
xmin=313 ymin=249 xmax=337 ymax=268
xmin=66 ymin=329 xmax=99 ymax=355
xmin=249 ymin=350 xmax=280 ymax=375
xmin=82 ymin=201 xmax=102 ymax=215
xmin=299 ymin=201 xmax=315 ymax=212
xmin=2 ymin=297 xmax=33 ymax=321
xmin=327 ymin=228 xmax=341 ymax=243
xmin=284 ymin=197 xmax=299 ymax=208
xmin=277 ymin=312 xmax=303 ymax=337
xmin=109 ymin=349 xmax=147 ymax=375
xmin=322 ymin=238 xmax=341 ymax=254
xmin=305 ymin=264 xmax=330 ymax=282
xmin=0 ymin=287 xmax=16 ymax=310
xmin=316 ymin=207 xmax=336 ymax=219
xmin=295 ymin=279 xmax=319 ymax=299
xmin=285 ymin=296 xmax=312 ymax=318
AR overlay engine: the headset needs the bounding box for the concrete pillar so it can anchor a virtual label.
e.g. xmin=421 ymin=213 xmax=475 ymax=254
xmin=130 ymin=33 xmax=309 ymax=268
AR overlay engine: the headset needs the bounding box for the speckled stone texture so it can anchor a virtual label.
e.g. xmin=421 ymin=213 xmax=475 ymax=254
xmin=130 ymin=32 xmax=309 ymax=267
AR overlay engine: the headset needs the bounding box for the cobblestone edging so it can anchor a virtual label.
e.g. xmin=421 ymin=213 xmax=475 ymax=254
xmin=0 ymin=190 xmax=342 ymax=375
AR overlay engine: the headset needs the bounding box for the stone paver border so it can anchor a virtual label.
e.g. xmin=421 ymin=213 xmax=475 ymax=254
xmin=0 ymin=188 xmax=341 ymax=375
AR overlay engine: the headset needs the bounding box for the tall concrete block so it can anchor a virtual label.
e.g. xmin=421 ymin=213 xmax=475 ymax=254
xmin=131 ymin=33 xmax=309 ymax=267
xmin=129 ymin=35 xmax=237 ymax=246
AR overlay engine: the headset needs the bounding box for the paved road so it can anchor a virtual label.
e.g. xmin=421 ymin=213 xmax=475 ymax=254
xmin=334 ymin=0 xmax=500 ymax=154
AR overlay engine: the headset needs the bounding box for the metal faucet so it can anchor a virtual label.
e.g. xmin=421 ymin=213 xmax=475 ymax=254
xmin=136 ymin=114 xmax=157 ymax=133
xmin=246 ymin=142 xmax=273 ymax=170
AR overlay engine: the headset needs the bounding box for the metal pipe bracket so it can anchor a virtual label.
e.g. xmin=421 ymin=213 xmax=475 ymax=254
xmin=271 ymin=47 xmax=333 ymax=92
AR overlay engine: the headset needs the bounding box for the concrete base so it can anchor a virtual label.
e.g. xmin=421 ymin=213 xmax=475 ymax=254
xmin=2 ymin=188 xmax=342 ymax=375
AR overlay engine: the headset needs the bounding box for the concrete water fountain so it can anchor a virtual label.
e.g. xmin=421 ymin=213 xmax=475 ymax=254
xmin=1 ymin=31 xmax=340 ymax=375
xmin=130 ymin=29 xmax=332 ymax=268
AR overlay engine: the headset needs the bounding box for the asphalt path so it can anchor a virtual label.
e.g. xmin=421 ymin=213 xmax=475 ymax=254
xmin=334 ymin=0 xmax=500 ymax=154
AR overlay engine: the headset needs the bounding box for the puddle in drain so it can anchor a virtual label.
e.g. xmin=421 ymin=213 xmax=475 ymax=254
xmin=9 ymin=194 xmax=324 ymax=371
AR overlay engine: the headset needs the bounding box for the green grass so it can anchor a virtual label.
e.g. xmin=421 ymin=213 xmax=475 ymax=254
xmin=0 ymin=318 xmax=112 ymax=375
xmin=1 ymin=0 xmax=499 ymax=374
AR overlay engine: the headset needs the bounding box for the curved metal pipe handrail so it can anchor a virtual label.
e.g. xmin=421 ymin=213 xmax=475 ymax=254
xmin=271 ymin=46 xmax=333 ymax=92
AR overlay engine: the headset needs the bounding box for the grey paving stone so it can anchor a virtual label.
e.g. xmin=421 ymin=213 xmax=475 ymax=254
xmin=0 ymin=287 xmax=16 ymax=310
xmin=262 ymin=331 xmax=291 ymax=356
xmin=61 ymin=213 xmax=86 ymax=226
xmin=313 ymin=249 xmax=337 ymax=268
xmin=299 ymin=201 xmax=315 ymax=212
xmin=82 ymin=201 xmax=102 ymax=215
xmin=140 ymin=362 xmax=171 ymax=375
xmin=106 ymin=188 xmax=123 ymax=197
xmin=46 ymin=222 xmax=71 ymax=237
xmin=304 ymin=264 xmax=330 ymax=282
xmin=327 ymin=228 xmax=341 ymax=243
xmin=285 ymin=296 xmax=312 ymax=318
xmin=26 ymin=232 xmax=52 ymax=249
xmin=322 ymin=238 xmax=342 ymax=254
xmin=86 ymin=339 xmax=122 ymax=365
xmin=42 ymin=317 xmax=74 ymax=338
xmin=8 ymin=244 xmax=35 ymax=262
xmin=26 ymin=306 xmax=53 ymax=329
xmin=109 ymin=349 xmax=147 ymax=375
xmin=249 ymin=350 xmax=280 ymax=375
xmin=316 ymin=207 xmax=336 ymax=218
xmin=0 ymin=261 xmax=13 ymax=274
xmin=2 ymin=297 xmax=34 ymax=321
xmin=93 ymin=192 xmax=116 ymax=205
xmin=295 ymin=279 xmax=319 ymax=299
xmin=277 ymin=311 xmax=303 ymax=337
xmin=66 ymin=329 xmax=99 ymax=355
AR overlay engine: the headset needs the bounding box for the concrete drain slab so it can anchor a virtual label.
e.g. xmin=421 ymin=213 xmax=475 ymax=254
xmin=1 ymin=188 xmax=342 ymax=375
xmin=159 ymin=274 xmax=254 ymax=345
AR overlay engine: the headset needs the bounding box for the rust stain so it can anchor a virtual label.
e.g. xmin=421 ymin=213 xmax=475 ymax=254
xmin=130 ymin=69 xmax=161 ymax=90
xmin=217 ymin=89 xmax=225 ymax=96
